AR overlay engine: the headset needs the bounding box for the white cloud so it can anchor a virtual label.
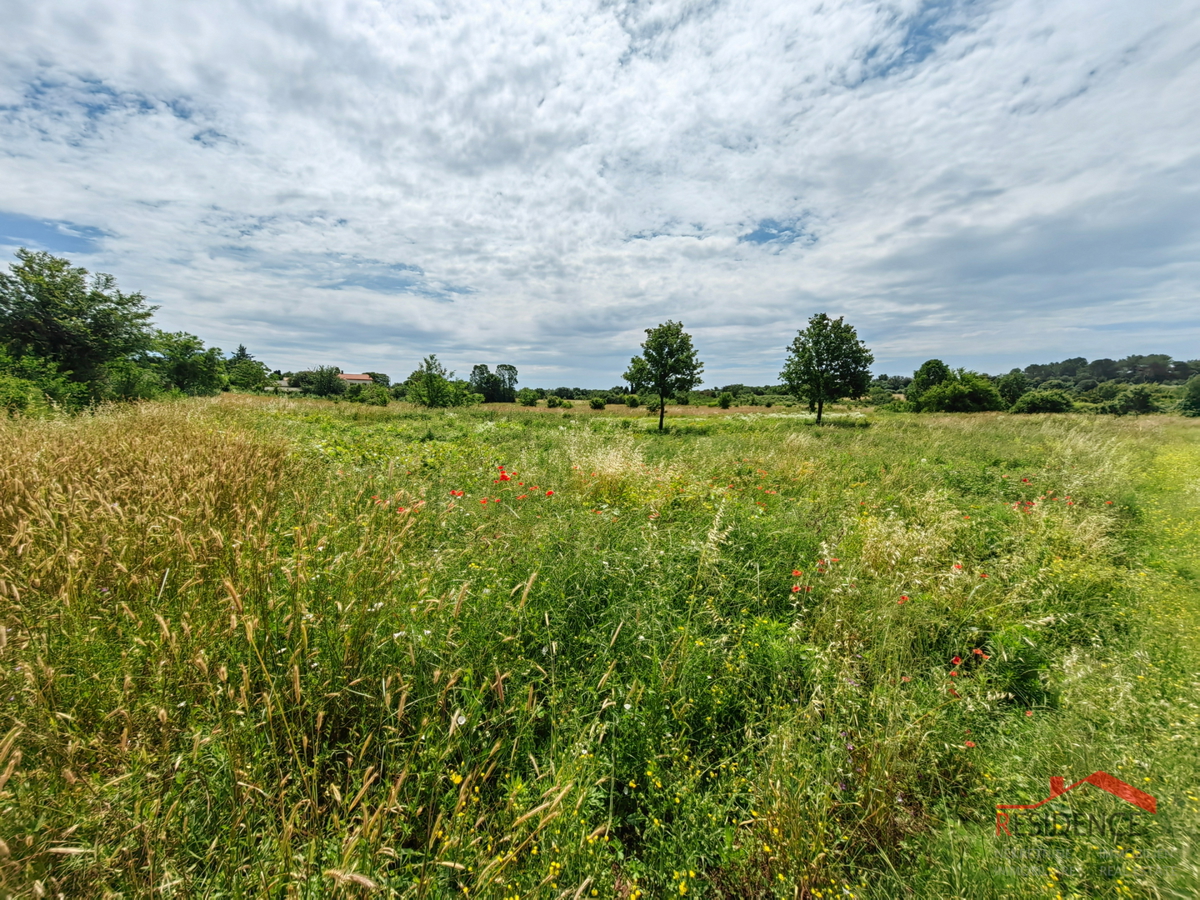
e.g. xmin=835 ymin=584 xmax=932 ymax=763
xmin=1 ymin=0 xmax=1197 ymax=384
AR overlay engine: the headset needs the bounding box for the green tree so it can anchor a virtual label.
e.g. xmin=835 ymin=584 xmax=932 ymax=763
xmin=1179 ymin=375 xmax=1200 ymax=417
xmin=406 ymin=355 xmax=466 ymax=408
xmin=780 ymin=313 xmax=873 ymax=425
xmin=227 ymin=358 xmax=271 ymax=391
xmin=309 ymin=366 xmax=347 ymax=397
xmin=229 ymin=344 xmax=254 ymax=363
xmin=624 ymin=321 xmax=704 ymax=431
xmin=997 ymin=370 xmax=1031 ymax=406
xmin=908 ymin=359 xmax=951 ymax=405
xmin=516 ymin=387 xmax=539 ymax=407
xmin=1102 ymin=385 xmax=1160 ymax=416
xmin=151 ymin=331 xmax=225 ymax=396
xmin=0 ymin=249 xmax=157 ymax=391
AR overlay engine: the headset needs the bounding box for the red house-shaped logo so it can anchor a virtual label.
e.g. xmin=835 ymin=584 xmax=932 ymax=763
xmin=996 ymin=772 xmax=1156 ymax=836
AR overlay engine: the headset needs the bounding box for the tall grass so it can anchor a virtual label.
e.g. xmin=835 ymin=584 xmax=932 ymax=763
xmin=1 ymin=398 xmax=1196 ymax=898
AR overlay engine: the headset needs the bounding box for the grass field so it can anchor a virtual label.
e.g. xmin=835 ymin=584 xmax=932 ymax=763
xmin=1 ymin=397 xmax=1198 ymax=899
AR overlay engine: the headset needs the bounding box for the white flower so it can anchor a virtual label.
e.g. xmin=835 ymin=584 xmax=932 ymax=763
xmin=456 ymin=715 xmax=467 ymax=725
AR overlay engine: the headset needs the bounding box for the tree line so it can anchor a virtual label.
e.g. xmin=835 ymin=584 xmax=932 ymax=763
xmin=3 ymin=249 xmax=1198 ymax=420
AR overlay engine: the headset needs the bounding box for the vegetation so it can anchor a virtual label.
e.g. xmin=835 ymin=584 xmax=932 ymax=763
xmin=623 ymin=321 xmax=705 ymax=431
xmin=1 ymin=397 xmax=1197 ymax=899
xmin=780 ymin=313 xmax=874 ymax=424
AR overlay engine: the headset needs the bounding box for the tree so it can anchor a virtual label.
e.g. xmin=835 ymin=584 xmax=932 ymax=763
xmin=0 ymin=248 xmax=157 ymax=392
xmin=469 ymin=364 xmax=519 ymax=402
xmin=228 ymin=358 xmax=271 ymax=391
xmin=229 ymin=344 xmax=254 ymax=363
xmin=1179 ymin=375 xmax=1200 ymax=417
xmin=780 ymin=313 xmax=874 ymax=425
xmin=908 ymin=359 xmax=951 ymax=405
xmin=364 ymin=372 xmax=391 ymax=387
xmin=150 ymin=331 xmax=225 ymax=396
xmin=1102 ymin=385 xmax=1160 ymax=416
xmin=997 ymin=370 xmax=1032 ymax=406
xmin=405 ymin=355 xmax=476 ymax=408
xmin=624 ymin=321 xmax=704 ymax=431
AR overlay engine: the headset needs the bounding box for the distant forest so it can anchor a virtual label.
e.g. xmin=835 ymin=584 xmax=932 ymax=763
xmin=2 ymin=249 xmax=1198 ymax=417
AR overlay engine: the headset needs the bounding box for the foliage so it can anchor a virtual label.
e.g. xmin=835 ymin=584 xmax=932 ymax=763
xmin=545 ymin=394 xmax=563 ymax=408
xmin=0 ymin=375 xmax=39 ymax=416
xmin=516 ymin=387 xmax=539 ymax=407
xmin=226 ymin=357 xmax=272 ymax=392
xmin=865 ymin=384 xmax=895 ymax=406
xmin=469 ymin=363 xmax=519 ymax=403
xmin=0 ymin=249 xmax=157 ymax=391
xmin=588 ymin=395 xmax=606 ymax=409
xmin=780 ymin=313 xmax=874 ymax=424
xmin=361 ymin=383 xmax=390 ymax=406
xmin=908 ymin=358 xmax=952 ymax=404
xmin=1009 ymin=389 xmax=1074 ymax=414
xmin=997 ymin=370 xmax=1032 ymax=406
xmin=364 ymin=371 xmax=391 ymax=387
xmin=718 ymin=391 xmax=733 ymax=409
xmin=404 ymin=355 xmax=479 ymax=408
xmin=99 ymin=359 xmax=162 ymax=402
xmin=149 ymin=331 xmax=226 ymax=396
xmin=624 ymin=320 xmax=704 ymax=430
xmin=913 ymin=370 xmax=1005 ymax=413
xmin=0 ymin=345 xmax=89 ymax=409
xmin=1178 ymin=375 xmax=1200 ymax=417
xmin=625 ymin=393 xmax=640 ymax=408
xmin=1101 ymin=384 xmax=1161 ymax=416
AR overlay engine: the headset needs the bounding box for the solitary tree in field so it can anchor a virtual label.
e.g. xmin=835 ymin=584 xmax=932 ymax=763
xmin=780 ymin=313 xmax=873 ymax=425
xmin=624 ymin=321 xmax=704 ymax=431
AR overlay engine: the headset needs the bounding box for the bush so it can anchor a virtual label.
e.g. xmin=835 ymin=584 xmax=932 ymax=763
xmin=1179 ymin=375 xmax=1200 ymax=417
xmin=363 ymin=384 xmax=390 ymax=406
xmin=1101 ymin=385 xmax=1161 ymax=416
xmin=625 ymin=394 xmax=639 ymax=408
xmin=675 ymin=392 xmax=690 ymax=406
xmin=1009 ymin=390 xmax=1074 ymax=413
xmin=718 ymin=391 xmax=733 ymax=409
xmin=0 ymin=375 xmax=39 ymax=416
xmin=589 ymin=396 xmax=606 ymax=410
xmin=996 ymin=371 xmax=1031 ymax=406
xmin=516 ymin=388 xmax=539 ymax=407
xmin=914 ymin=371 xmax=1005 ymax=413
xmin=866 ymin=385 xmax=895 ymax=406
xmin=560 ymin=400 xmax=574 ymax=409
xmin=546 ymin=395 xmax=563 ymax=408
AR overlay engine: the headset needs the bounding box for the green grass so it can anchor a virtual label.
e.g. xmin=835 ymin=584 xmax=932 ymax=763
xmin=1 ymin=397 xmax=1197 ymax=898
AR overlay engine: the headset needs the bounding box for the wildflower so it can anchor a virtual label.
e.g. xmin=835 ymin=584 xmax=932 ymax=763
xmin=480 ymin=498 xmax=489 ymax=505
xmin=898 ymin=595 xmax=908 ymax=604
xmin=546 ymin=490 xmax=554 ymax=496
xmin=791 ymin=585 xmax=802 ymax=593
xmin=1106 ymin=500 xmax=1113 ymax=505
xmin=792 ymin=569 xmax=802 ymax=576
xmin=901 ymin=676 xmax=911 ymax=682
xmin=1026 ymin=710 xmax=1034 ymax=717
xmin=972 ymin=648 xmax=983 ymax=655
xmin=979 ymin=573 xmax=988 ymax=578
xmin=951 ymin=656 xmax=962 ymax=665
xmin=950 ymin=671 xmax=959 ymax=677
xmin=953 ymin=563 xmax=963 ymax=570
xmin=965 ymin=741 xmax=976 ymax=748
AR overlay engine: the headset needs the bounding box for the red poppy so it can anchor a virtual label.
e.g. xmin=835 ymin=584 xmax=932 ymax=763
xmin=953 ymin=564 xmax=963 ymax=570
xmin=979 ymin=573 xmax=988 ymax=578
xmin=791 ymin=585 xmax=801 ymax=593
xmin=480 ymin=498 xmax=489 ymax=505
xmin=1105 ymin=500 xmax=1113 ymax=505
xmin=972 ymin=648 xmax=983 ymax=656
xmin=964 ymin=741 xmax=976 ymax=748
xmin=397 ymin=506 xmax=407 ymax=512
xmin=1025 ymin=710 xmax=1033 ymax=717
xmin=898 ymin=595 xmax=908 ymax=604
xmin=791 ymin=569 xmax=802 ymax=577
xmin=545 ymin=490 xmax=554 ymax=497
xmin=901 ymin=676 xmax=911 ymax=682
xmin=517 ymin=494 xmax=528 ymax=500
xmin=950 ymin=671 xmax=959 ymax=677
xmin=951 ymin=656 xmax=962 ymax=665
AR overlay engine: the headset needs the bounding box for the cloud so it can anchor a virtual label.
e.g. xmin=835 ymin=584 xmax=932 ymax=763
xmin=0 ymin=0 xmax=1197 ymax=385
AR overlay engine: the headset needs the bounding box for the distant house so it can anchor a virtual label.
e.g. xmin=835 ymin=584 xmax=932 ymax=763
xmin=338 ymin=374 xmax=374 ymax=387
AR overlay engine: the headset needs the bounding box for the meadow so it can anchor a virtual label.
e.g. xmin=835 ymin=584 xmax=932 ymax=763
xmin=1 ymin=397 xmax=1197 ymax=899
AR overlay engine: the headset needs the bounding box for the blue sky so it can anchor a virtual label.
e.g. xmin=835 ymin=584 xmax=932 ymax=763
xmin=1 ymin=0 xmax=1197 ymax=386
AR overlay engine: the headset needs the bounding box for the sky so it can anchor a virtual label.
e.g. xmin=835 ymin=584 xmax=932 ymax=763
xmin=1 ymin=0 xmax=1198 ymax=387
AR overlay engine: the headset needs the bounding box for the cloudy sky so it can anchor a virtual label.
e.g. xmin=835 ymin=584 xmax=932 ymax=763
xmin=2 ymin=0 xmax=1197 ymax=386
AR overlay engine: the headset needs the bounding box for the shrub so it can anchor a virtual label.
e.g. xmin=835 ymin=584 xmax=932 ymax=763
xmin=363 ymin=384 xmax=390 ymax=406
xmin=516 ymin=388 xmax=539 ymax=407
xmin=1101 ymin=385 xmax=1161 ymax=416
xmin=589 ymin=396 xmax=606 ymax=410
xmin=675 ymin=392 xmax=690 ymax=406
xmin=625 ymin=394 xmax=639 ymax=408
xmin=560 ymin=400 xmax=574 ymax=409
xmin=914 ymin=371 xmax=1005 ymax=412
xmin=546 ymin=394 xmax=563 ymax=408
xmin=718 ymin=391 xmax=733 ymax=409
xmin=1009 ymin=390 xmax=1074 ymax=414
xmin=0 ymin=375 xmax=39 ymax=416
xmin=1179 ymin=375 xmax=1200 ymax=417
xmin=996 ymin=371 xmax=1031 ymax=406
